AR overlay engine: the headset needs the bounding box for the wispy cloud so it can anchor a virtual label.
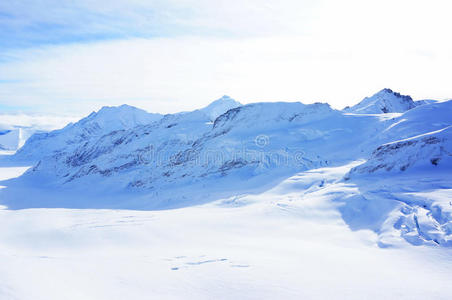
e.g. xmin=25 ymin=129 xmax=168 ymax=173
xmin=0 ymin=0 xmax=316 ymax=50
xmin=0 ymin=0 xmax=451 ymax=114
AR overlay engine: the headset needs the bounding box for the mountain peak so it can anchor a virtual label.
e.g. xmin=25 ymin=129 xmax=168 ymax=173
xmin=206 ymin=95 xmax=240 ymax=107
xmin=376 ymin=88 xmax=412 ymax=100
xmin=95 ymin=104 xmax=143 ymax=115
xmin=219 ymin=95 xmax=233 ymax=100
xmin=345 ymin=88 xmax=415 ymax=114
xmin=201 ymin=95 xmax=242 ymax=121
xmin=379 ymin=88 xmax=394 ymax=94
xmin=75 ymin=104 xmax=162 ymax=133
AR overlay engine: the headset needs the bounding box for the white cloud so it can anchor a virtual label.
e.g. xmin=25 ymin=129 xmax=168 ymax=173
xmin=0 ymin=112 xmax=79 ymax=131
xmin=1 ymin=0 xmax=451 ymax=115
xmin=0 ymin=0 xmax=317 ymax=42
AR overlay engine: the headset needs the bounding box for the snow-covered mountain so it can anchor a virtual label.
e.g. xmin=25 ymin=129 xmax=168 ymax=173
xmin=344 ymin=88 xmax=416 ymax=114
xmin=2 ymin=91 xmax=451 ymax=247
xmin=10 ymin=94 xmax=451 ymax=195
xmin=16 ymin=101 xmax=383 ymax=199
xmin=12 ymin=104 xmax=162 ymax=162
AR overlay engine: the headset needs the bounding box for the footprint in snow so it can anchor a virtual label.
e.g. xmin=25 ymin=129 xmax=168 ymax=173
xmin=168 ymin=256 xmax=249 ymax=270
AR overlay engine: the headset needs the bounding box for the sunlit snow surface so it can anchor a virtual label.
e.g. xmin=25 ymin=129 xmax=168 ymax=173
xmin=1 ymin=162 xmax=452 ymax=300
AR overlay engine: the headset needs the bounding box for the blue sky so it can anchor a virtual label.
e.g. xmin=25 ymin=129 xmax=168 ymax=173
xmin=0 ymin=0 xmax=310 ymax=49
xmin=0 ymin=1 xmax=179 ymax=51
xmin=1 ymin=0 xmax=451 ymax=115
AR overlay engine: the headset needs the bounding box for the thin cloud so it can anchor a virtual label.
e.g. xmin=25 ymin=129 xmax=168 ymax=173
xmin=0 ymin=0 xmax=451 ymax=114
xmin=0 ymin=0 xmax=316 ymax=49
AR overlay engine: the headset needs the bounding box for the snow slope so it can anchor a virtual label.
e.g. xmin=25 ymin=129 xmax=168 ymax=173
xmin=1 ymin=163 xmax=452 ymax=299
xmin=414 ymin=99 xmax=438 ymax=106
xmin=351 ymin=126 xmax=452 ymax=175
